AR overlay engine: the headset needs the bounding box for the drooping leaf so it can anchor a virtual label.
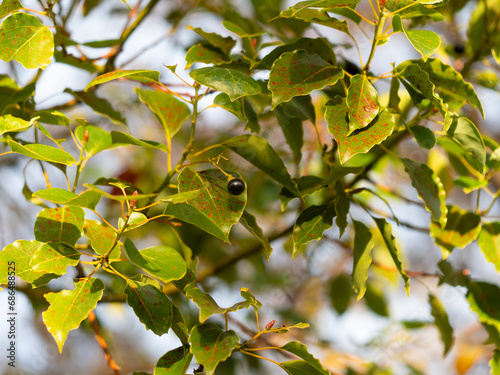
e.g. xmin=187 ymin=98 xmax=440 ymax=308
xmin=373 ymin=217 xmax=410 ymax=294
xmin=187 ymin=25 xmax=236 ymax=55
xmin=430 ymin=205 xmax=481 ymax=255
xmin=334 ymin=181 xmax=350 ymax=238
xmin=478 ymin=223 xmax=500 ymax=272
xmin=85 ymin=70 xmax=160 ymax=91
xmin=364 ymin=283 xmax=389 ymax=317
xmin=189 ymin=322 xmax=239 ymax=375
xmin=402 ymin=158 xmax=447 ymax=227
xmin=269 ymin=50 xmax=344 ymax=109
xmin=0 ymin=13 xmax=54 ymax=69
xmin=292 ymin=203 xmax=336 ymax=257
xmin=155 ymin=346 xmax=193 ymax=375
xmin=329 ymin=273 xmax=352 ymax=315
xmin=110 ymin=131 xmax=168 ymax=152
xmin=224 ymin=134 xmax=300 ymax=195
xmin=135 ymin=88 xmax=191 ymax=140
xmin=409 ymin=125 xmax=436 ymax=149
xmin=325 ymin=97 xmax=395 ymax=164
xmin=279 ymin=342 xmax=330 ymax=375
xmin=124 ymin=275 xmax=173 ymax=336
xmin=8 ymin=140 xmax=76 ymax=166
xmin=240 ymin=210 xmax=273 ymax=260
xmin=0 ymin=240 xmax=59 ymax=287
xmin=84 ymin=220 xmax=120 ymax=258
xmin=190 ymin=67 xmax=261 ymax=101
xmin=171 ymin=304 xmax=190 ymax=345
xmin=392 ymin=15 xmax=440 ymax=61
xmin=213 ymin=93 xmax=244 ymax=120
xmin=352 ymin=220 xmax=374 ymax=299
xmin=42 ymin=278 xmax=103 ymax=354
xmin=346 ymin=74 xmax=380 ymax=134
xmin=123 ymin=238 xmax=187 ymax=283
xmin=0 ymin=115 xmax=35 ymax=136
xmin=429 ymin=293 xmax=454 ymax=355
xmin=34 ymin=206 xmax=85 ymax=246
xmin=274 ymin=104 xmax=304 ymax=162
xmin=30 ymin=242 xmax=80 ymax=275
xmin=279 ymin=175 xmax=325 ymax=211
xmin=185 ymin=43 xmax=231 ymax=69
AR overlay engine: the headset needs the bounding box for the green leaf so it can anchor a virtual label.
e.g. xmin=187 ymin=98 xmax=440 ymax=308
xmin=385 ymin=0 xmax=444 ymax=21
xmin=240 ymin=210 xmax=273 ymax=260
xmin=269 ymin=50 xmax=344 ymax=109
xmin=334 ymin=181 xmax=349 ymax=238
xmin=8 ymin=140 xmax=76 ymax=166
xmin=123 ymin=238 xmax=187 ymax=284
xmin=256 ymin=37 xmax=336 ymax=70
xmin=292 ymin=203 xmax=336 ymax=258
xmin=0 ymin=0 xmax=24 ymax=19
xmin=135 ymin=88 xmax=191 ymax=140
xmin=171 ymin=304 xmax=190 ymax=345
xmin=329 ymin=273 xmax=352 ymax=315
xmin=42 ymin=278 xmax=104 ymax=353
xmin=398 ymin=58 xmax=484 ymax=117
xmin=0 ymin=240 xmax=59 ymax=287
xmin=185 ymin=43 xmax=231 ymax=70
xmin=453 ymin=176 xmax=488 ymax=194
xmin=84 ymin=183 xmax=156 ymax=202
xmin=402 ymin=158 xmax=447 ymax=227
xmin=85 ymin=70 xmax=161 ymax=91
xmin=279 ymin=0 xmax=362 ymax=16
xmin=397 ymin=63 xmax=451 ymax=130
xmin=159 ymin=188 xmax=206 ymax=204
xmin=125 ymin=276 xmax=173 ymax=336
xmin=65 ymin=89 xmax=126 ymax=125
xmin=467 ymin=281 xmax=500 ymax=335
xmin=84 ymin=220 xmax=120 ymax=258
xmin=478 ymin=223 xmax=500 ymax=272
xmin=430 ymin=205 xmax=481 ymax=255
xmin=224 ymin=134 xmax=300 ymax=196
xmin=34 ymin=207 xmax=85 ymax=246
xmin=118 ymin=212 xmax=148 ymax=231
xmin=429 ymin=293 xmax=454 ymax=355
xmin=325 ymin=97 xmax=395 ymax=164
xmin=32 ymin=110 xmax=71 ymax=126
xmin=0 ymin=13 xmax=54 ymax=69
xmin=75 ymin=124 xmax=113 ymax=156
xmin=54 ymin=50 xmax=98 ymax=73
xmin=0 ymin=115 xmax=35 ymax=136
xmin=187 ymin=25 xmax=236 ymax=55
xmin=373 ymin=217 xmax=410 ymax=294
xmin=409 ymin=125 xmax=436 ymax=149
xmin=280 ymin=175 xmax=325 ymax=211
xmin=274 ymin=104 xmax=304 ymax=163
xmin=346 ymin=74 xmax=380 ymax=134
xmin=278 ymin=6 xmax=349 ymax=34
xmin=213 ymin=93 xmax=244 ymax=120
xmin=445 ymin=117 xmax=486 ymax=174
xmin=222 ymin=20 xmax=266 ymax=38
xmin=30 ymin=242 xmax=80 ymax=275
xmin=110 ymin=131 xmax=168 ymax=151
xmin=352 ymin=220 xmax=374 ymax=299
xmin=155 ymin=346 xmax=193 ymax=375
xmin=189 ymin=322 xmax=239 ymax=375
xmin=279 ymin=341 xmax=329 ymax=375
xmin=392 ymin=15 xmax=440 ymax=61
xmin=364 ymin=283 xmax=389 ymax=317
xmin=281 ymin=360 xmax=328 ymax=375
xmin=189 ymin=67 xmax=261 ymax=101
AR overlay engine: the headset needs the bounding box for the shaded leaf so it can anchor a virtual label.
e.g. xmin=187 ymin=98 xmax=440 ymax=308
xmin=329 ymin=273 xmax=352 ymax=315
xmin=42 ymin=278 xmax=104 ymax=352
xmin=32 ymin=110 xmax=71 ymax=126
xmin=65 ymin=89 xmax=126 ymax=125
xmin=85 ymin=70 xmax=160 ymax=91
xmin=478 ymin=223 xmax=500 ymax=272
xmin=240 ymin=210 xmax=273 ymax=260
xmin=8 ymin=140 xmax=76 ymax=166
xmin=281 ymin=360 xmax=327 ymax=375
xmin=352 ymin=220 xmax=374 ymax=299
xmin=334 ymin=181 xmax=349 ymax=238
xmin=187 ymin=25 xmax=236 ymax=55
xmin=0 ymin=13 xmax=54 ymax=69
xmin=364 ymin=283 xmax=389 ymax=317
xmin=155 ymin=346 xmax=192 ymax=375
xmin=346 ymin=74 xmax=380 ymax=134
xmin=385 ymin=0 xmax=444 ymax=21
xmin=222 ymin=20 xmax=266 ymax=38
xmin=190 ymin=67 xmax=261 ymax=101
xmin=279 ymin=341 xmax=329 ymax=375
xmin=279 ymin=175 xmax=325 ymax=211
xmin=429 ymin=293 xmax=454 ymax=355
xmin=467 ymin=281 xmax=500 ymax=334
xmin=185 ymin=43 xmax=231 ymax=69
xmin=189 ymin=322 xmax=239 ymax=375
xmin=269 ymin=50 xmax=344 ymax=109
xmin=409 ymin=125 xmax=436 ymax=149
xmin=278 ymin=6 xmax=349 ymax=34
xmin=446 ymin=117 xmax=486 ymax=174
xmin=110 ymin=131 xmax=168 ymax=151
xmin=123 ymin=238 xmax=187 ymax=284
xmin=34 ymin=206 xmax=85 ymax=246
xmin=326 ymin=97 xmax=395 ymax=164
xmin=430 ymin=205 xmax=481 ymax=255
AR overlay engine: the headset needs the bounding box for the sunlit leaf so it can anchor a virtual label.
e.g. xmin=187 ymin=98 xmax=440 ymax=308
xmin=279 ymin=342 xmax=330 ymax=375
xmin=393 ymin=15 xmax=440 ymax=61
xmin=0 ymin=115 xmax=35 ymax=136
xmin=453 ymin=176 xmax=488 ymax=194
xmin=385 ymin=0 xmax=444 ymax=21
xmin=84 ymin=220 xmax=120 ymax=258
xmin=346 ymin=74 xmax=380 ymax=134
xmin=8 ymin=140 xmax=76 ymax=166
xmin=0 ymin=0 xmax=24 ymax=19
xmin=278 ymin=6 xmax=349 ymax=34
xmin=155 ymin=346 xmax=192 ymax=375
xmin=478 ymin=223 xmax=500 ymax=272
xmin=30 ymin=242 xmax=79 ymax=275
xmin=281 ymin=360 xmax=327 ymax=375
xmin=85 ymin=70 xmax=160 ymax=91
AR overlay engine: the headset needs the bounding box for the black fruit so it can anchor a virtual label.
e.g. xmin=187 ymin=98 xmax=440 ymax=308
xmin=227 ymin=178 xmax=245 ymax=196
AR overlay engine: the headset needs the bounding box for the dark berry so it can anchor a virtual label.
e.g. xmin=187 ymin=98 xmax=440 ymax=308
xmin=227 ymin=178 xmax=245 ymax=196
xmin=454 ymin=44 xmax=465 ymax=54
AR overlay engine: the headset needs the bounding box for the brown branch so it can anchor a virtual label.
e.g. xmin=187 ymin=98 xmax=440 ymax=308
xmin=88 ymin=310 xmax=121 ymax=375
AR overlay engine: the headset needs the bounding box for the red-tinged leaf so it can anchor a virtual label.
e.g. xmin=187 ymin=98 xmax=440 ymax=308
xmin=123 ymin=239 xmax=187 ymax=284
xmin=278 ymin=6 xmax=349 ymax=34
xmin=402 ymin=158 xmax=447 ymax=227
xmin=346 ymin=75 xmax=380 ymax=134
xmin=0 ymin=240 xmax=59 ymax=287
xmin=0 ymin=13 xmax=54 ymax=69
xmin=185 ymin=43 xmax=231 ymax=69
xmin=187 ymin=25 xmax=236 ymax=55
xmin=8 ymin=140 xmax=76 ymax=166
xmin=34 ymin=206 xmax=85 ymax=246
xmin=42 ymin=278 xmax=104 ymax=352
xmin=269 ymin=50 xmax=344 ymax=109
xmin=124 ymin=276 xmax=173 ymax=336
xmin=0 ymin=0 xmax=24 ymax=19
xmin=281 ymin=0 xmax=362 ymax=16
xmin=189 ymin=322 xmax=239 ymax=375
xmin=84 ymin=220 xmax=120 ymax=258
xmin=292 ymin=203 xmax=336 ymax=258
xmin=85 ymin=70 xmax=160 ymax=91
xmin=429 ymin=293 xmax=454 ymax=355
xmin=135 ymin=88 xmax=191 ymax=140
xmin=155 ymin=346 xmax=193 ymax=375
xmin=352 ymin=220 xmax=373 ymax=299
xmin=373 ymin=217 xmax=410 ymax=295
xmin=325 ymin=97 xmax=395 ymax=164
xmin=190 ymin=67 xmax=261 ymax=101
xmin=30 ymin=242 xmax=80 ymax=275
xmin=239 ymin=210 xmax=273 ymax=260
xmin=385 ymin=0 xmax=444 ymax=21
xmin=430 ymin=205 xmax=481 ymax=256
xmin=478 ymin=223 xmax=500 ymax=272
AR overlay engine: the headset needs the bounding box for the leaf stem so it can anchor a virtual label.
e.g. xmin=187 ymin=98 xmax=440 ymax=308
xmin=364 ymin=14 xmax=386 ymax=73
